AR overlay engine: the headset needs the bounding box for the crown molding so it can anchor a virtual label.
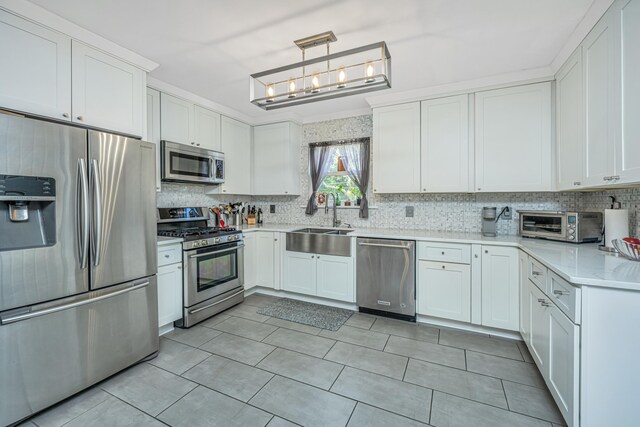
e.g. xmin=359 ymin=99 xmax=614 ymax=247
xmin=550 ymin=0 xmax=616 ymax=73
xmin=365 ymin=67 xmax=554 ymax=108
xmin=0 ymin=0 xmax=158 ymax=72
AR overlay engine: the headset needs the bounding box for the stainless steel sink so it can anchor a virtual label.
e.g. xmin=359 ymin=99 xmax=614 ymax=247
xmin=286 ymin=228 xmax=354 ymax=256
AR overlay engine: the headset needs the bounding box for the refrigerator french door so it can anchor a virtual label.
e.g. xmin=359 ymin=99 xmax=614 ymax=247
xmin=0 ymin=114 xmax=159 ymax=426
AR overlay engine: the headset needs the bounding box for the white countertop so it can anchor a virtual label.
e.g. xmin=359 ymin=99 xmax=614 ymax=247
xmin=241 ymin=223 xmax=640 ymax=291
xmin=157 ymin=236 xmax=183 ymax=246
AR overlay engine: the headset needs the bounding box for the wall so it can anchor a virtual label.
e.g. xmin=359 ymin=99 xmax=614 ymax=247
xmin=159 ymin=114 xmax=640 ymax=237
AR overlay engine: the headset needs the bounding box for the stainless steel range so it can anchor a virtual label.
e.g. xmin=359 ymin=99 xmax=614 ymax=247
xmin=157 ymin=207 xmax=244 ymax=328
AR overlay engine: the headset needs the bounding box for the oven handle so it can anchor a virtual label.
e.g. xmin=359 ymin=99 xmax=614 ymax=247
xmin=188 ymin=243 xmax=244 ymax=259
xmin=189 ymin=288 xmax=245 ymax=314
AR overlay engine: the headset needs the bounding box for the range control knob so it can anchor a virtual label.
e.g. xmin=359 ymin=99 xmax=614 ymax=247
xmin=214 ymin=237 xmax=221 ymax=244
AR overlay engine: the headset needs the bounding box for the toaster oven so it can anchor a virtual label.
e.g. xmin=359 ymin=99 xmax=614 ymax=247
xmin=518 ymin=211 xmax=602 ymax=243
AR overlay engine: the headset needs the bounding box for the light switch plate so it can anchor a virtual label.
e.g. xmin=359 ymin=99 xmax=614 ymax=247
xmin=502 ymin=206 xmax=512 ymax=220
xmin=406 ymin=206 xmax=414 ymax=217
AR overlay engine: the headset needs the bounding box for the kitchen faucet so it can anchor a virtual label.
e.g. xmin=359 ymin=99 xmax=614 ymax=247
xmin=325 ymin=193 xmax=341 ymax=227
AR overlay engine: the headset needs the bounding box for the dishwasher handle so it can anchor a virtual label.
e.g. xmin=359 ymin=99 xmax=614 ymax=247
xmin=358 ymin=242 xmax=412 ymax=250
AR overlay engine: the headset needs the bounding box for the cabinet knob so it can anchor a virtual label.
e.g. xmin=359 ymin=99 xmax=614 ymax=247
xmin=285 ymin=191 xmax=288 ymax=194
xmin=191 ymin=142 xmax=195 ymax=145
xmin=477 ymin=188 xmax=481 ymax=191
xmin=164 ymin=254 xmax=170 ymax=258
xmin=177 ymin=266 xmax=182 ymax=269
xmin=223 ymin=189 xmax=226 ymax=192
xmin=274 ymin=238 xmax=278 ymax=241
xmin=441 ymin=265 xmax=445 ymax=269
xmin=441 ymin=251 xmax=445 ymax=255
xmin=474 ymin=254 xmax=479 ymax=258
xmin=484 ymin=250 xmax=488 ymax=254
xmin=317 ymin=256 xmax=320 ymax=259
xmin=76 ymin=116 xmax=83 ymax=121
xmin=196 ymin=143 xmax=200 ymax=146
xmin=62 ymin=113 xmax=69 ymax=118
xmin=423 ymin=188 xmax=426 ymax=191
xmin=311 ymin=255 xmax=315 ymax=258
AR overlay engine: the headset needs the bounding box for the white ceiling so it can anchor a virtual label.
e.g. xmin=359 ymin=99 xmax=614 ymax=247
xmin=30 ymin=0 xmax=596 ymax=121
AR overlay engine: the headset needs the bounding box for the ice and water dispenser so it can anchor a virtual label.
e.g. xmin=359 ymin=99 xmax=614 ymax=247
xmin=0 ymin=175 xmax=56 ymax=251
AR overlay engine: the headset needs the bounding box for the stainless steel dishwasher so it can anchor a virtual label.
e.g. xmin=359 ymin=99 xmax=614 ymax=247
xmin=356 ymin=237 xmax=416 ymax=321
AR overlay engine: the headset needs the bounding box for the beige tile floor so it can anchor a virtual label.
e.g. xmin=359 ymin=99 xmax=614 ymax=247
xmin=21 ymin=293 xmax=566 ymax=427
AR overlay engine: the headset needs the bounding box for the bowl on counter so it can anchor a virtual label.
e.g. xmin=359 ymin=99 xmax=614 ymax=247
xmin=612 ymin=239 xmax=640 ymax=261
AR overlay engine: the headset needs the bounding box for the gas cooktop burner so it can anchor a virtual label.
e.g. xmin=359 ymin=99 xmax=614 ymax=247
xmin=157 ymin=226 xmax=237 ymax=240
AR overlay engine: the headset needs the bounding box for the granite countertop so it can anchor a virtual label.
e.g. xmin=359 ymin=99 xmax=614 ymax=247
xmin=157 ymin=236 xmax=184 ymax=246
xmin=240 ymin=223 xmax=640 ymax=291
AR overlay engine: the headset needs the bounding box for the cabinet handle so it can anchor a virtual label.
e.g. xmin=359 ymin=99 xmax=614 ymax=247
xmin=540 ymin=301 xmax=551 ymax=307
xmin=573 ymin=181 xmax=581 ymax=186
xmin=164 ymin=254 xmax=170 ymax=258
xmin=474 ymin=254 xmax=478 ymax=258
xmin=532 ymin=271 xmax=542 ymax=276
xmin=76 ymin=116 xmax=83 ymax=121
xmin=611 ymin=175 xmax=620 ymax=180
xmin=177 ymin=266 xmax=182 ymax=269
xmin=603 ymin=176 xmax=612 ymax=181
xmin=537 ymin=298 xmax=546 ymax=303
xmin=62 ymin=113 xmax=69 ymax=118
xmin=553 ymin=289 xmax=569 ymax=296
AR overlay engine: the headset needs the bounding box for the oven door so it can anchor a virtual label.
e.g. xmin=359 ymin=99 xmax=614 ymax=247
xmin=161 ymin=141 xmax=215 ymax=184
xmin=184 ymin=242 xmax=244 ymax=307
xmin=520 ymin=213 xmax=567 ymax=240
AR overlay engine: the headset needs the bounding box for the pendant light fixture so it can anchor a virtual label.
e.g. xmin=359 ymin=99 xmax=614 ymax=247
xmin=250 ymin=31 xmax=391 ymax=110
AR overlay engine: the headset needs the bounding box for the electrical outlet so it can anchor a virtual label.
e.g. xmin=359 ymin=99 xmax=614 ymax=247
xmin=270 ymin=204 xmax=276 ymax=214
xmin=502 ymin=206 xmax=512 ymax=220
xmin=405 ymin=206 xmax=414 ymax=218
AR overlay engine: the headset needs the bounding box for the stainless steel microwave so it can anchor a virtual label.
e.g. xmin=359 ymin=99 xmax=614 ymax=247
xmin=518 ymin=210 xmax=602 ymax=243
xmin=161 ymin=140 xmax=224 ymax=185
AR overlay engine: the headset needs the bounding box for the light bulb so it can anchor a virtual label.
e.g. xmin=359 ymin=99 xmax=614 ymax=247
xmin=337 ymin=67 xmax=346 ymax=88
xmin=311 ymin=74 xmax=320 ymax=93
xmin=266 ymin=84 xmax=275 ymax=102
xmin=365 ymin=62 xmax=375 ymax=83
xmin=288 ymin=79 xmax=296 ymax=98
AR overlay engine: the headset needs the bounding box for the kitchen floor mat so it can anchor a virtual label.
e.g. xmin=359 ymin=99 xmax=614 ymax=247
xmin=256 ymin=298 xmax=353 ymax=331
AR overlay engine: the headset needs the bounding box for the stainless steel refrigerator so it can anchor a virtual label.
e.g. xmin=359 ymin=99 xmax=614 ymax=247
xmin=0 ymin=114 xmax=158 ymax=426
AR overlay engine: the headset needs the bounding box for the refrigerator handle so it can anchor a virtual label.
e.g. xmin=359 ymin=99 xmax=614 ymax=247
xmin=76 ymin=159 xmax=90 ymax=269
xmin=90 ymin=159 xmax=103 ymax=266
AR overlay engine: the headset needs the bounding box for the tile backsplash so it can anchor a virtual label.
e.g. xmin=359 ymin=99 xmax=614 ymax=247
xmin=158 ymin=114 xmax=640 ymax=237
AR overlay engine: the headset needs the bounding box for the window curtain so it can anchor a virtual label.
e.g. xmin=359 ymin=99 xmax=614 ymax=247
xmin=305 ymin=145 xmax=336 ymax=215
xmin=339 ymin=140 xmax=370 ymax=218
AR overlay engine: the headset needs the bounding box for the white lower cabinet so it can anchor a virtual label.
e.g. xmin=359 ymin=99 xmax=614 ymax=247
xmin=243 ymin=233 xmax=257 ymax=290
xmin=244 ymin=232 xmax=280 ymax=290
xmin=527 ymin=279 xmax=549 ymax=372
xmin=283 ymin=251 xmax=354 ymax=302
xmin=157 ymin=242 xmax=183 ymax=331
xmin=518 ymin=250 xmax=530 ymax=342
xmin=481 ymin=246 xmax=519 ymax=331
xmin=418 ymin=261 xmax=471 ymax=322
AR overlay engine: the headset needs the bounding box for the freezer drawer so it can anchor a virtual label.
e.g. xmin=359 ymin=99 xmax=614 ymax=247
xmin=356 ymin=238 xmax=416 ymax=319
xmin=0 ymin=276 xmax=159 ymax=426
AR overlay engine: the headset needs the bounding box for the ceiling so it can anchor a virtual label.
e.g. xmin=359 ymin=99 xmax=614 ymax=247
xmin=29 ymin=0 xmax=596 ymax=121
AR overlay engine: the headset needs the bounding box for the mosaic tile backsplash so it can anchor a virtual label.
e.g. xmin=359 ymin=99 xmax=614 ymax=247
xmin=158 ymin=114 xmax=640 ymax=237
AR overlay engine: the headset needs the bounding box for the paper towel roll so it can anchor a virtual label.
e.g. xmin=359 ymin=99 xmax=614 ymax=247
xmin=604 ymin=209 xmax=629 ymax=248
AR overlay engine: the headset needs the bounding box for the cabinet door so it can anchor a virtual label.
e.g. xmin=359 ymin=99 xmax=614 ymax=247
xmin=420 ymin=95 xmax=469 ymax=192
xmin=160 ymin=93 xmax=194 ymax=144
xmin=556 ymin=49 xmax=584 ymax=190
xmin=518 ymin=251 xmax=530 ymax=343
xmin=548 ymin=304 xmax=580 ymax=427
xmin=373 ymin=103 xmax=421 ymax=193
xmin=481 ymin=246 xmax=519 ymax=331
xmin=475 ymin=83 xmax=552 ymax=192
xmin=157 ymin=263 xmax=183 ymax=327
xmin=418 ymin=261 xmax=470 ymax=322
xmin=316 ymin=254 xmax=354 ymax=302
xmin=194 ymin=105 xmax=221 ymax=151
xmin=219 ymin=116 xmax=252 ymax=195
xmin=243 ymin=233 xmax=257 ymax=289
xmin=615 ymin=0 xmax=640 ymax=184
xmin=253 ymin=122 xmax=299 ymax=195
xmin=71 ymin=41 xmax=144 ymax=137
xmin=0 ymin=10 xmax=71 ymax=121
xmin=255 ymin=232 xmax=275 ymax=288
xmin=283 ymin=251 xmax=316 ymax=296
xmin=146 ymin=88 xmax=161 ymax=191
xmin=528 ymin=281 xmax=550 ymax=376
xmin=582 ymin=13 xmax=616 ymax=186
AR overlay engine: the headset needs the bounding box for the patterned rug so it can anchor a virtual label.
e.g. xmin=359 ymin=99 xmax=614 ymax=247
xmin=256 ymin=298 xmax=353 ymax=331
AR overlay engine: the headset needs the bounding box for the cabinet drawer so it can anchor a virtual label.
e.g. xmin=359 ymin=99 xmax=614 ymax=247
xmin=418 ymin=242 xmax=471 ymax=264
xmin=158 ymin=245 xmax=182 ymax=267
xmin=528 ymin=256 xmax=548 ymax=291
xmin=548 ymin=271 xmax=581 ymax=324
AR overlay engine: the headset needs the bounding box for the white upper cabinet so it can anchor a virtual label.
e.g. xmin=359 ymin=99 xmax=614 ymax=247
xmin=219 ymin=116 xmax=251 ymax=195
xmin=481 ymin=246 xmax=519 ymax=331
xmin=582 ymin=12 xmax=616 ymax=186
xmin=194 ymin=105 xmax=221 ymax=152
xmin=373 ymin=102 xmax=421 ymax=193
xmin=556 ymin=49 xmax=584 ymax=190
xmin=420 ymin=95 xmax=470 ymax=192
xmin=614 ymin=0 xmax=640 ymax=184
xmin=71 ymin=41 xmax=144 ymax=137
xmin=160 ymin=93 xmax=194 ymax=144
xmin=0 ymin=10 xmax=71 ymax=121
xmin=146 ymin=87 xmax=161 ymax=191
xmin=253 ymin=122 xmax=301 ymax=195
xmin=475 ymin=82 xmax=552 ymax=192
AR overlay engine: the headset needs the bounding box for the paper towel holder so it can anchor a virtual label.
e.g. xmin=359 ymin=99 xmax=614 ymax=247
xmin=599 ymin=196 xmax=627 ymax=253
